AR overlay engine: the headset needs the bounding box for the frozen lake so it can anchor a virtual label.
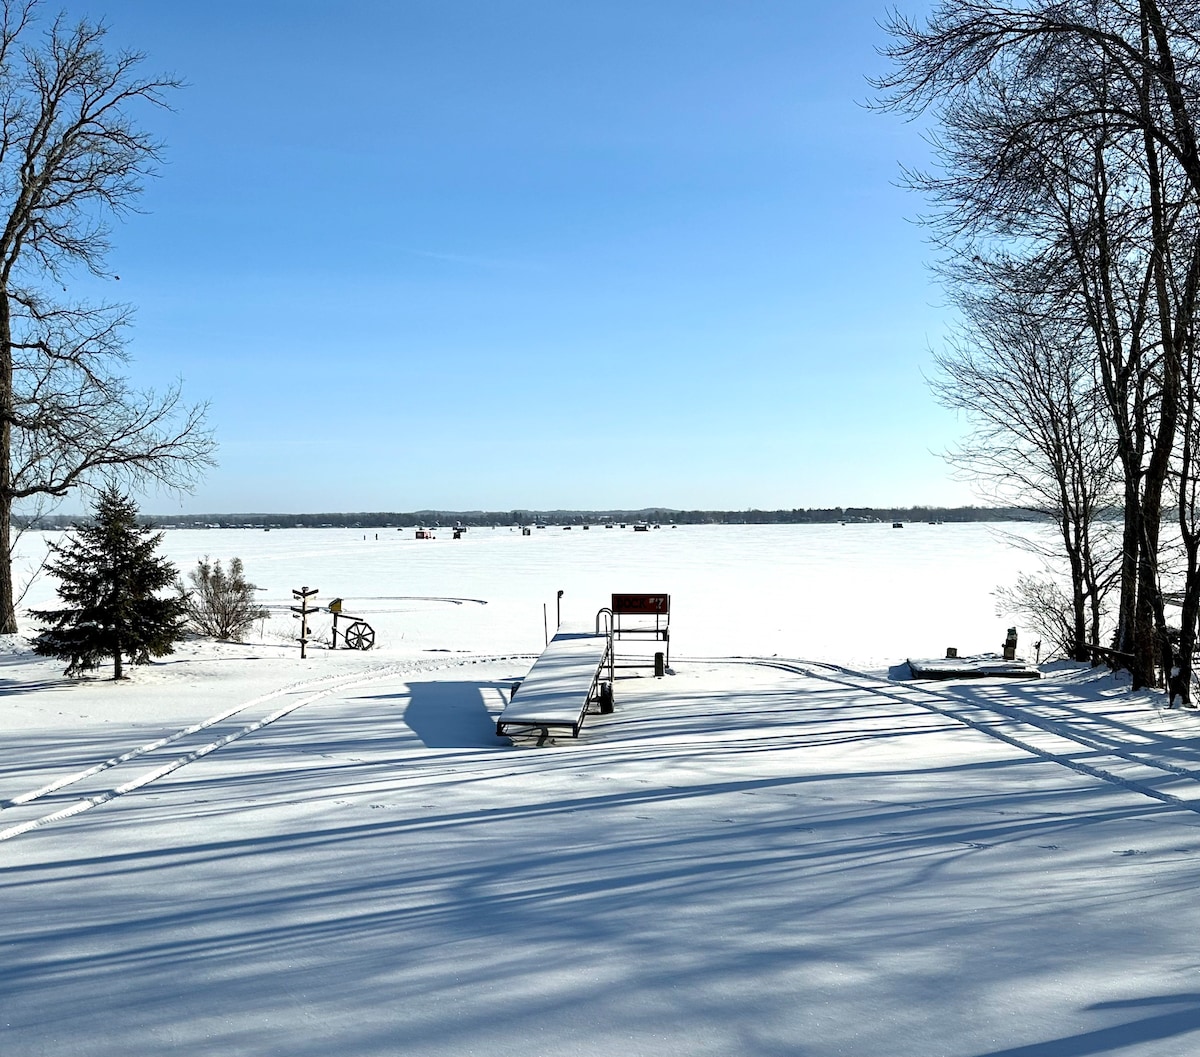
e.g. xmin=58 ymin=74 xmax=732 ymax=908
xmin=15 ymin=521 xmax=1051 ymax=670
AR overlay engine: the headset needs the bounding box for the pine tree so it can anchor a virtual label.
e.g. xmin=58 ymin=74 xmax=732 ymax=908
xmin=30 ymin=486 xmax=186 ymax=679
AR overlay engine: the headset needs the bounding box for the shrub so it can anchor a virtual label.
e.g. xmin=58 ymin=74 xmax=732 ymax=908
xmin=181 ymin=557 xmax=267 ymax=640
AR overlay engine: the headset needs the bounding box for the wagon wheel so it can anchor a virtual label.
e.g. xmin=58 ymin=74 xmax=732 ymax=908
xmin=343 ymin=620 xmax=375 ymax=650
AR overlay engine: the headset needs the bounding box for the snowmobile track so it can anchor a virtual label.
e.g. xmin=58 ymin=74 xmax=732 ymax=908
xmin=0 ymin=653 xmax=531 ymax=842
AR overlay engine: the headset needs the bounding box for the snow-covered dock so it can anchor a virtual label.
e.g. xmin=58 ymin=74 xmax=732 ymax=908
xmin=496 ymin=628 xmax=613 ymax=737
xmin=907 ymin=653 xmax=1041 ymax=679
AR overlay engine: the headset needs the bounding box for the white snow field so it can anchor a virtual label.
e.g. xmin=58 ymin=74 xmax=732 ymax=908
xmin=5 ymin=523 xmax=1200 ymax=1056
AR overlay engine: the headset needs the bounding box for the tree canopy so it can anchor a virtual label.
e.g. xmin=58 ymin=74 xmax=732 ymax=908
xmin=0 ymin=0 xmax=214 ymax=633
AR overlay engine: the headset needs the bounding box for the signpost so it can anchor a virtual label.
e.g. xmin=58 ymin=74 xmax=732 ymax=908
xmin=291 ymin=586 xmax=319 ymax=659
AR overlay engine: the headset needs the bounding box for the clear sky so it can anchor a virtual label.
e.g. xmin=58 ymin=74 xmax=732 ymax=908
xmin=48 ymin=0 xmax=966 ymax=515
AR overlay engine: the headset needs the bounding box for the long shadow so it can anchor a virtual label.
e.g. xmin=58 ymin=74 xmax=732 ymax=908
xmin=973 ymin=992 xmax=1200 ymax=1056
xmin=0 ymin=727 xmax=177 ymax=794
xmin=2 ymin=663 xmax=1195 ymax=1057
xmin=936 ymin=679 xmax=1200 ymax=757
xmin=0 ymin=677 xmax=70 ymax=696
xmin=1 ymin=755 xmax=1167 ymax=885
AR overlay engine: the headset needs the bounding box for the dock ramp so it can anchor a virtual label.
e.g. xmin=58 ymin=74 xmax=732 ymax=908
xmin=497 ymin=630 xmax=613 ymax=738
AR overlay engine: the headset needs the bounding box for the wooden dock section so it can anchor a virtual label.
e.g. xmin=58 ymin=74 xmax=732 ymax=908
xmin=907 ymin=654 xmax=1040 ymax=680
xmin=496 ymin=630 xmax=613 ymax=738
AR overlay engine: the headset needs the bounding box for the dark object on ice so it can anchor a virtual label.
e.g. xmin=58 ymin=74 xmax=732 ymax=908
xmin=907 ymin=654 xmax=1040 ymax=680
xmin=946 ymin=647 xmax=958 ymax=658
xmin=1003 ymin=627 xmax=1018 ymax=661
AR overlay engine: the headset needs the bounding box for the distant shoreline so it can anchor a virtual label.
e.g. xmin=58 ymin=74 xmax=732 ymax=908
xmin=19 ymin=506 xmax=1053 ymax=530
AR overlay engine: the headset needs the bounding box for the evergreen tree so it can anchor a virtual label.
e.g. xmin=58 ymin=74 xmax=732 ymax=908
xmin=31 ymin=486 xmax=186 ymax=679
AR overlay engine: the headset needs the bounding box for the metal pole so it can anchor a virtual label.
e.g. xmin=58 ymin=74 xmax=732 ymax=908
xmin=557 ymin=589 xmax=563 ymax=628
xmin=543 ymin=603 xmax=548 ymax=646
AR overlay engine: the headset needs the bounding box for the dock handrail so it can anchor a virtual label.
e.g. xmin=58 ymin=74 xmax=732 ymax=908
xmin=595 ymin=607 xmax=615 ymax=686
xmin=1082 ymin=643 xmax=1136 ymax=670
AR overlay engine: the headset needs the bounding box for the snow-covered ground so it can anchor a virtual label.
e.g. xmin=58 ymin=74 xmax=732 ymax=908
xmin=6 ymin=523 xmax=1200 ymax=1056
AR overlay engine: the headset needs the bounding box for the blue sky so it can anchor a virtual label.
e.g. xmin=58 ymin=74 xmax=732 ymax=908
xmin=49 ymin=0 xmax=963 ymax=515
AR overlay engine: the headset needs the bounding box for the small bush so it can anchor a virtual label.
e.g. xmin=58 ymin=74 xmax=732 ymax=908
xmin=181 ymin=557 xmax=268 ymax=640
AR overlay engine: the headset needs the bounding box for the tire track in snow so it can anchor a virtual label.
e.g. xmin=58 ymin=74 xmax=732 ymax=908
xmin=0 ymin=652 xmax=532 ymax=842
xmin=0 ymin=666 xmax=397 ymax=813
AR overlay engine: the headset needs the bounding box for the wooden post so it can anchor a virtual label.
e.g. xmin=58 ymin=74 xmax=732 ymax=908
xmin=291 ymin=586 xmax=319 ymax=659
xmin=329 ymin=597 xmax=343 ymax=650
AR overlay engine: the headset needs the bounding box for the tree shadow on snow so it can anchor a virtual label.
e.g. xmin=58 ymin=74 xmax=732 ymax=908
xmin=972 ymin=992 xmax=1200 ymax=1056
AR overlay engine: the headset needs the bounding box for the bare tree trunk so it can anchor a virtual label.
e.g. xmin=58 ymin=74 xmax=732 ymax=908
xmin=0 ymin=287 xmax=14 ymax=634
xmin=1116 ymin=489 xmax=1141 ymax=655
xmin=1070 ymin=560 xmax=1089 ymax=659
xmin=0 ymin=501 xmax=14 ymax=634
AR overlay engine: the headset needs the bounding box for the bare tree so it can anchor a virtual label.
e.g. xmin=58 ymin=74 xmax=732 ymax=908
xmin=875 ymin=0 xmax=1200 ymax=690
xmin=931 ymin=259 xmax=1121 ymax=658
xmin=0 ymin=2 xmax=213 ymax=632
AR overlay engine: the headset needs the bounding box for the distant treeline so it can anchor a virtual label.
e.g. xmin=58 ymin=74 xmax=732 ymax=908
xmin=17 ymin=505 xmax=1050 ymax=530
